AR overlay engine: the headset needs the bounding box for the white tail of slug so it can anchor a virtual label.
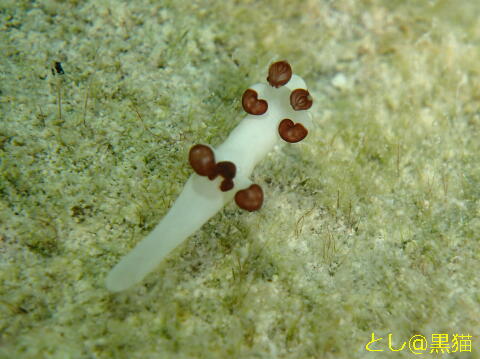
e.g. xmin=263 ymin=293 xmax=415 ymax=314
xmin=105 ymin=175 xmax=230 ymax=292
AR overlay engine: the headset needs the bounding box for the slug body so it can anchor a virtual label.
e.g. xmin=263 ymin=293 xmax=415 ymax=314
xmin=106 ymin=61 xmax=313 ymax=292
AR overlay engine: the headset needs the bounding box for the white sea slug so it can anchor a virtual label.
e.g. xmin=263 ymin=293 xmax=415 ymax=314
xmin=106 ymin=61 xmax=313 ymax=291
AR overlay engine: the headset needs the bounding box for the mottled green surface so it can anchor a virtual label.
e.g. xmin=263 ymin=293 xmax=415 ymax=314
xmin=1 ymin=0 xmax=479 ymax=358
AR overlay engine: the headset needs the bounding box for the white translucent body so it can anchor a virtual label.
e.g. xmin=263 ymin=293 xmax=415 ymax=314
xmin=106 ymin=74 xmax=310 ymax=292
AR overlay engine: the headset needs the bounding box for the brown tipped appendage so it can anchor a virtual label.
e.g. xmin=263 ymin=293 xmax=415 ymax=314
xmin=290 ymin=89 xmax=313 ymax=111
xmin=189 ymin=145 xmax=237 ymax=192
xmin=267 ymin=61 xmax=292 ymax=88
xmin=189 ymin=144 xmax=217 ymax=179
xmin=242 ymin=89 xmax=268 ymax=115
xmin=235 ymin=184 xmax=263 ymax=211
xmin=216 ymin=161 xmax=236 ymax=180
xmin=216 ymin=161 xmax=236 ymax=192
xmin=278 ymin=119 xmax=308 ymax=143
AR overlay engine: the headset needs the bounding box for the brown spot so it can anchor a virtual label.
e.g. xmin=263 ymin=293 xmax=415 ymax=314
xmin=216 ymin=161 xmax=236 ymax=180
xmin=278 ymin=119 xmax=308 ymax=143
xmin=51 ymin=61 xmax=64 ymax=75
xmin=235 ymin=184 xmax=263 ymax=211
xmin=189 ymin=144 xmax=217 ymax=178
xmin=267 ymin=61 xmax=292 ymax=88
xmin=216 ymin=161 xmax=236 ymax=192
xmin=290 ymin=89 xmax=313 ymax=110
xmin=220 ymin=178 xmax=234 ymax=192
xmin=242 ymin=89 xmax=268 ymax=115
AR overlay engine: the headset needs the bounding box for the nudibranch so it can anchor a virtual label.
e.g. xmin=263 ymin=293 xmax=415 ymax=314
xmin=106 ymin=61 xmax=313 ymax=292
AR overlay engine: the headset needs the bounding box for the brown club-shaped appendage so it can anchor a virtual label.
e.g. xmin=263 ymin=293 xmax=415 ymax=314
xmin=189 ymin=145 xmax=237 ymax=192
xmin=235 ymin=184 xmax=263 ymax=211
xmin=189 ymin=144 xmax=217 ymax=179
xmin=267 ymin=61 xmax=292 ymax=88
xmin=242 ymin=89 xmax=268 ymax=115
xmin=216 ymin=161 xmax=236 ymax=192
xmin=278 ymin=119 xmax=308 ymax=143
xmin=290 ymin=89 xmax=313 ymax=111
